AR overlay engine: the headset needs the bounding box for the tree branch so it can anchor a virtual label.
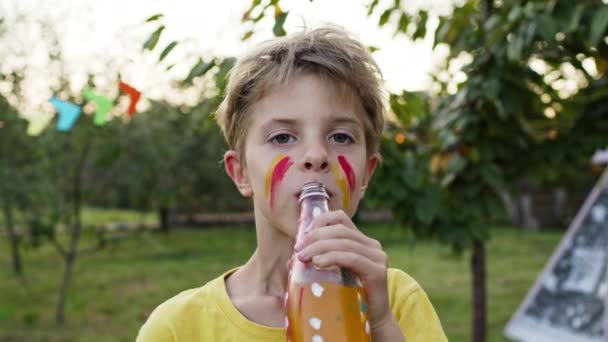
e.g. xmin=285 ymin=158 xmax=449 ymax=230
xmin=47 ymin=234 xmax=67 ymax=258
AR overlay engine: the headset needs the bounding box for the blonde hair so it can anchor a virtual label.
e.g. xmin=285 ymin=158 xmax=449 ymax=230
xmin=216 ymin=25 xmax=386 ymax=156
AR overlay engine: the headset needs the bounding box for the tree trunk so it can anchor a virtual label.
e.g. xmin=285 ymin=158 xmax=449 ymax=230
xmin=55 ymin=135 xmax=91 ymax=324
xmin=55 ymin=252 xmax=75 ymax=324
xmin=471 ymin=239 xmax=487 ymax=342
xmin=2 ymin=198 xmax=23 ymax=276
xmin=159 ymin=206 xmax=171 ymax=233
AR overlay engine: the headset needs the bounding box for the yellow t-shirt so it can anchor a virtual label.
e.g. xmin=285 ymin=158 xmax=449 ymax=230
xmin=136 ymin=267 xmax=448 ymax=341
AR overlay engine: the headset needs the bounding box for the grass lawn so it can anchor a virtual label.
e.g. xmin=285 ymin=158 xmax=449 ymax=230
xmin=0 ymin=209 xmax=563 ymax=341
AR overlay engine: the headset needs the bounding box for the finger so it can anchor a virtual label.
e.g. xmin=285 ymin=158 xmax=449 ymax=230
xmin=312 ymin=250 xmax=388 ymax=282
xmin=297 ymin=238 xmax=386 ymax=264
xmin=311 ymin=210 xmax=357 ymax=230
xmin=302 ymin=224 xmax=382 ymax=250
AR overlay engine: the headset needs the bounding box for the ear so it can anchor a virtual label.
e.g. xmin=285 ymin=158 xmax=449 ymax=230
xmin=224 ymin=150 xmax=253 ymax=197
xmin=359 ymin=152 xmax=379 ymax=199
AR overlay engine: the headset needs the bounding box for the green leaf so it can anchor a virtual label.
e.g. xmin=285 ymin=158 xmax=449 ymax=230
xmin=480 ymin=163 xmax=502 ymax=188
xmin=507 ymin=6 xmax=522 ymax=23
xmin=143 ymin=26 xmax=165 ymax=51
xmin=567 ymin=4 xmax=584 ymax=33
xmin=524 ymin=21 xmax=537 ymax=47
xmin=241 ymin=30 xmax=255 ymax=41
xmin=415 ymin=187 xmax=441 ymax=225
xmin=184 ymin=58 xmax=215 ymax=84
xmin=507 ymin=34 xmax=523 ymax=62
xmin=213 ymin=57 xmax=237 ymax=89
xmin=413 ymin=11 xmax=428 ymax=40
xmin=273 ymin=12 xmax=288 ymax=37
xmin=379 ymin=9 xmax=393 ymax=27
xmin=590 ymin=6 xmax=608 ymax=46
xmin=446 ymin=154 xmax=467 ymax=175
xmin=145 ymin=14 xmax=164 ymax=22
xmin=537 ymin=14 xmax=557 ymax=41
xmin=397 ymin=13 xmax=410 ymax=33
xmin=159 ymin=41 xmax=178 ymax=62
xmin=367 ymin=0 xmax=380 ymax=16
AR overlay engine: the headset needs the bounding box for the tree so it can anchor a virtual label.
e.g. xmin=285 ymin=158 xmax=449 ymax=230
xmin=0 ymin=93 xmax=32 ymax=278
xmin=366 ymin=1 xmax=608 ymax=341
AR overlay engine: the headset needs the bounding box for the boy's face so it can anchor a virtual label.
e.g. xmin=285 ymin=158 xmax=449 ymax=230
xmin=225 ymin=73 xmax=378 ymax=239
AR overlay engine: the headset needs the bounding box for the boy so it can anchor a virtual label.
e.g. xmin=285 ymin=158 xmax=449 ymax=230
xmin=137 ymin=25 xmax=447 ymax=341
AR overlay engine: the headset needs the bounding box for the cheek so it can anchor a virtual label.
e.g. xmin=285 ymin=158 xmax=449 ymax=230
xmin=264 ymin=155 xmax=293 ymax=208
xmin=337 ymin=155 xmax=356 ymax=192
xmin=331 ymin=158 xmax=351 ymax=210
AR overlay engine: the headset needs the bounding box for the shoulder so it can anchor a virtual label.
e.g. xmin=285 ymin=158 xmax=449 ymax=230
xmin=136 ymin=272 xmax=227 ymax=341
xmin=153 ymin=275 xmax=224 ymax=318
xmin=386 ymin=267 xmax=432 ymax=314
xmin=386 ymin=268 xmax=448 ymax=341
xmin=386 ymin=267 xmax=424 ymax=306
xmin=387 ymin=267 xmax=421 ymax=293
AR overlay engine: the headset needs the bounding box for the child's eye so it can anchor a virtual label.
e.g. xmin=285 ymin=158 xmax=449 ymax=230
xmin=270 ymin=133 xmax=296 ymax=145
xmin=329 ymin=133 xmax=354 ymax=144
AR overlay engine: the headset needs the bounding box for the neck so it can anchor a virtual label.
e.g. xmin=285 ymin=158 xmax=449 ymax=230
xmin=228 ymin=210 xmax=295 ymax=297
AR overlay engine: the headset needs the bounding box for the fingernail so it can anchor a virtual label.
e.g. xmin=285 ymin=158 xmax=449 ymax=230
xmin=297 ymin=249 xmax=308 ymax=260
xmin=294 ymin=241 xmax=303 ymax=251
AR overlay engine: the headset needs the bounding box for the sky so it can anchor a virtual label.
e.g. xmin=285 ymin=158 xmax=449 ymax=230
xmin=0 ymin=0 xmax=452 ymax=123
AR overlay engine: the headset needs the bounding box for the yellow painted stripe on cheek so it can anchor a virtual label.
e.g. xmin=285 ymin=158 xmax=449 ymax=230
xmin=265 ymin=154 xmax=286 ymax=199
xmin=331 ymin=164 xmax=350 ymax=209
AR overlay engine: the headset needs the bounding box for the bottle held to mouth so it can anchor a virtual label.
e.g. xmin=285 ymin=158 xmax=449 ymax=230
xmin=285 ymin=182 xmax=370 ymax=342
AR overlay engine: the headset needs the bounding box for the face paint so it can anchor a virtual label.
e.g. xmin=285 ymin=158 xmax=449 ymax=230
xmin=265 ymin=154 xmax=293 ymax=208
xmin=337 ymin=155 xmax=356 ymax=192
xmin=331 ymin=163 xmax=350 ymax=209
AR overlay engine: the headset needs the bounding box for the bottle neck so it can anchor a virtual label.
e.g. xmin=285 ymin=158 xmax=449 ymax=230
xmin=298 ymin=195 xmax=329 ymax=235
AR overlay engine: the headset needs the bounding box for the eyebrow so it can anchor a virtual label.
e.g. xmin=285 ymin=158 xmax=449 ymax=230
xmin=259 ymin=115 xmax=362 ymax=132
xmin=260 ymin=118 xmax=298 ymax=132
xmin=330 ymin=116 xmax=362 ymax=126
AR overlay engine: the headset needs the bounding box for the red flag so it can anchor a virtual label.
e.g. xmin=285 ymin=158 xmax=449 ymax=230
xmin=118 ymin=81 xmax=141 ymax=116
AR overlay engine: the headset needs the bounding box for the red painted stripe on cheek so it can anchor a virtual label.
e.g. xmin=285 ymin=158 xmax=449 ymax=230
xmin=270 ymin=157 xmax=293 ymax=208
xmin=338 ymin=155 xmax=356 ymax=192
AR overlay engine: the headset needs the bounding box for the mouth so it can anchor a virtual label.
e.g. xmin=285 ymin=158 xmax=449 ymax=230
xmin=294 ymin=186 xmax=335 ymax=199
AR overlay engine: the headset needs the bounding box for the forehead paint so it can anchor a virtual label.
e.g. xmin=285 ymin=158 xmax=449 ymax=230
xmin=331 ymin=163 xmax=350 ymax=209
xmin=337 ymin=155 xmax=356 ymax=192
xmin=265 ymin=154 xmax=293 ymax=208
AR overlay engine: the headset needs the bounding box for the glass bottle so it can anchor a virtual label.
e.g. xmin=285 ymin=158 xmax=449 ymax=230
xmin=285 ymin=182 xmax=371 ymax=342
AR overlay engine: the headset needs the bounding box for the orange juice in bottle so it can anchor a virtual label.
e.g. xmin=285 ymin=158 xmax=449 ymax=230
xmin=285 ymin=182 xmax=370 ymax=342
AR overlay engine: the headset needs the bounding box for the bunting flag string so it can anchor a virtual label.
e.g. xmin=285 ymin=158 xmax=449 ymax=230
xmin=33 ymin=80 xmax=142 ymax=134
xmin=82 ymin=88 xmax=113 ymax=126
xmin=50 ymin=96 xmax=82 ymax=132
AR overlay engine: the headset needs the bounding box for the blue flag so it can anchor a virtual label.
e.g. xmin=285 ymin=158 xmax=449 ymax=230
xmin=49 ymin=97 xmax=82 ymax=132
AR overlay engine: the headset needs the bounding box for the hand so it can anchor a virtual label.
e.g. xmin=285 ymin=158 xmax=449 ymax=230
xmin=294 ymin=210 xmax=393 ymax=330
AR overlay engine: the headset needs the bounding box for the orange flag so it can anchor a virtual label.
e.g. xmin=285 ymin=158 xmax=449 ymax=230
xmin=118 ymin=81 xmax=141 ymax=116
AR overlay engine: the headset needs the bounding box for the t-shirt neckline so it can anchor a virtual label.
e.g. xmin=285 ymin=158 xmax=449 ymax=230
xmin=215 ymin=267 xmax=285 ymax=340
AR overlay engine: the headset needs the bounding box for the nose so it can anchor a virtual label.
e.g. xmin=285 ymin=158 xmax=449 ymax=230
xmin=300 ymin=140 xmax=329 ymax=173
